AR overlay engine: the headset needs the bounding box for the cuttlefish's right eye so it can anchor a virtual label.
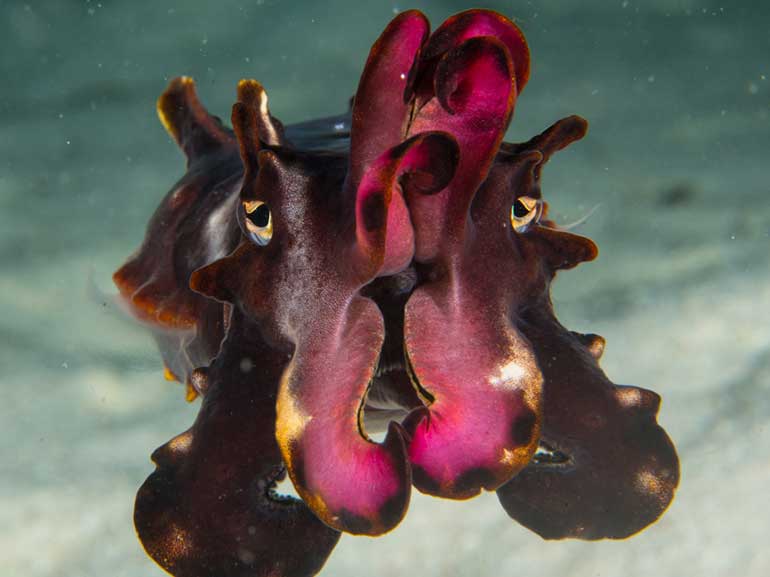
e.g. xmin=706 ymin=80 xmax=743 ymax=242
xmin=242 ymin=200 xmax=273 ymax=246
xmin=510 ymin=195 xmax=541 ymax=233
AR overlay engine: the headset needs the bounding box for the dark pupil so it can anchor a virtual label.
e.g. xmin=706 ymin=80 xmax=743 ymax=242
xmin=513 ymin=199 xmax=530 ymax=218
xmin=248 ymin=204 xmax=270 ymax=228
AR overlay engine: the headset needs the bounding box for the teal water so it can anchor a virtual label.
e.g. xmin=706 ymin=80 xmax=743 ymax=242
xmin=2 ymin=1 xmax=768 ymax=575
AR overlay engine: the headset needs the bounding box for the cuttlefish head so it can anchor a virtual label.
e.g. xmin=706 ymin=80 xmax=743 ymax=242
xmin=192 ymin=10 xmax=460 ymax=536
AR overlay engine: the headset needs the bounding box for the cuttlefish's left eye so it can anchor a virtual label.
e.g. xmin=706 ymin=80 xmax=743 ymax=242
xmin=510 ymin=196 xmax=541 ymax=233
xmin=243 ymin=200 xmax=273 ymax=246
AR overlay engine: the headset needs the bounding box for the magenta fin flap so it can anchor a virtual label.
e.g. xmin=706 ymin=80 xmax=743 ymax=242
xmin=397 ymin=36 xmax=540 ymax=497
xmin=276 ymin=298 xmax=411 ymax=535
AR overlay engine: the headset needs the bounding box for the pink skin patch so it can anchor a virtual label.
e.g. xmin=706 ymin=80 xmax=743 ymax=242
xmin=407 ymin=36 xmax=516 ymax=261
xmin=404 ymin=285 xmax=541 ymax=499
xmin=276 ymin=297 xmax=411 ymax=536
xmin=280 ymin=133 xmax=456 ymax=534
xmin=355 ymin=152 xmax=415 ymax=276
xmin=348 ymin=10 xmax=429 ymax=191
xmin=397 ymin=28 xmax=536 ymax=500
xmin=421 ymin=9 xmax=530 ymax=93
xmin=298 ymin=419 xmax=407 ymax=526
xmin=355 ymin=132 xmax=459 ymax=276
xmin=260 ymin=10 xmax=459 ymax=535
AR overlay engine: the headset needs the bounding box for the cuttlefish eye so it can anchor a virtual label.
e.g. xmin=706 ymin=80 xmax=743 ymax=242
xmin=243 ymin=200 xmax=273 ymax=246
xmin=511 ymin=196 xmax=541 ymax=232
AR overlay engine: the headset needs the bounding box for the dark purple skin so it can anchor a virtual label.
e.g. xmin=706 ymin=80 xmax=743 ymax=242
xmin=469 ymin=116 xmax=680 ymax=540
xmin=115 ymin=9 xmax=679 ymax=577
xmin=113 ymin=77 xmax=241 ymax=395
xmin=133 ymin=310 xmax=341 ymax=577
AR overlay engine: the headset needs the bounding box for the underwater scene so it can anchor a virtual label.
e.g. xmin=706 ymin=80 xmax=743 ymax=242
xmin=1 ymin=1 xmax=768 ymax=575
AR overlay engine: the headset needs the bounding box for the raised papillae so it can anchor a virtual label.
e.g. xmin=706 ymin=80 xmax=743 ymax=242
xmin=115 ymin=8 xmax=680 ymax=576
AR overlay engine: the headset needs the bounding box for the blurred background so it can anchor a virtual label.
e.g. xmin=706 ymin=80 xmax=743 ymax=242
xmin=1 ymin=0 xmax=768 ymax=575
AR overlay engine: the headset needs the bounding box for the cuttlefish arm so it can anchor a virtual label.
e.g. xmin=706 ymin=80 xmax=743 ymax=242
xmin=497 ymin=307 xmax=680 ymax=540
xmin=401 ymin=11 xmax=543 ymax=500
xmin=134 ymin=312 xmax=341 ymax=577
xmin=494 ymin=117 xmax=679 ymax=540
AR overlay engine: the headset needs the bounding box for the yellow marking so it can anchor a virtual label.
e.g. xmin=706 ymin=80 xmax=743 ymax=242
xmin=257 ymin=89 xmax=280 ymax=145
xmin=501 ymin=448 xmax=517 ymax=466
xmin=275 ymin=371 xmax=313 ymax=445
xmin=164 ymin=523 xmax=192 ymax=558
xmin=511 ymin=195 xmax=541 ymax=231
xmin=301 ymin=490 xmax=332 ymax=527
xmin=617 ymin=387 xmax=642 ymax=408
xmin=156 ymin=76 xmax=194 ymax=141
xmin=403 ymin=346 xmax=435 ymax=405
xmin=635 ymin=469 xmax=663 ymax=495
xmin=243 ymin=199 xmax=263 ymax=214
xmin=184 ymin=382 xmax=199 ymax=402
xmin=242 ymin=200 xmax=273 ymax=245
xmin=163 ymin=366 xmax=178 ymax=382
xmin=167 ymin=431 xmax=193 ymax=455
xmin=518 ymin=196 xmax=538 ymax=212
xmin=500 ymin=432 xmax=539 ymax=470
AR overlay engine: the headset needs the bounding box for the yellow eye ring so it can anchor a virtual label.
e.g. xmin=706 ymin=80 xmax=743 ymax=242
xmin=510 ymin=196 xmax=541 ymax=232
xmin=243 ymin=200 xmax=273 ymax=246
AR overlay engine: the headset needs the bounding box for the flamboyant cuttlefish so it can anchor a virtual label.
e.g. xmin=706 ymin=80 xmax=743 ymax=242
xmin=114 ymin=9 xmax=680 ymax=576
